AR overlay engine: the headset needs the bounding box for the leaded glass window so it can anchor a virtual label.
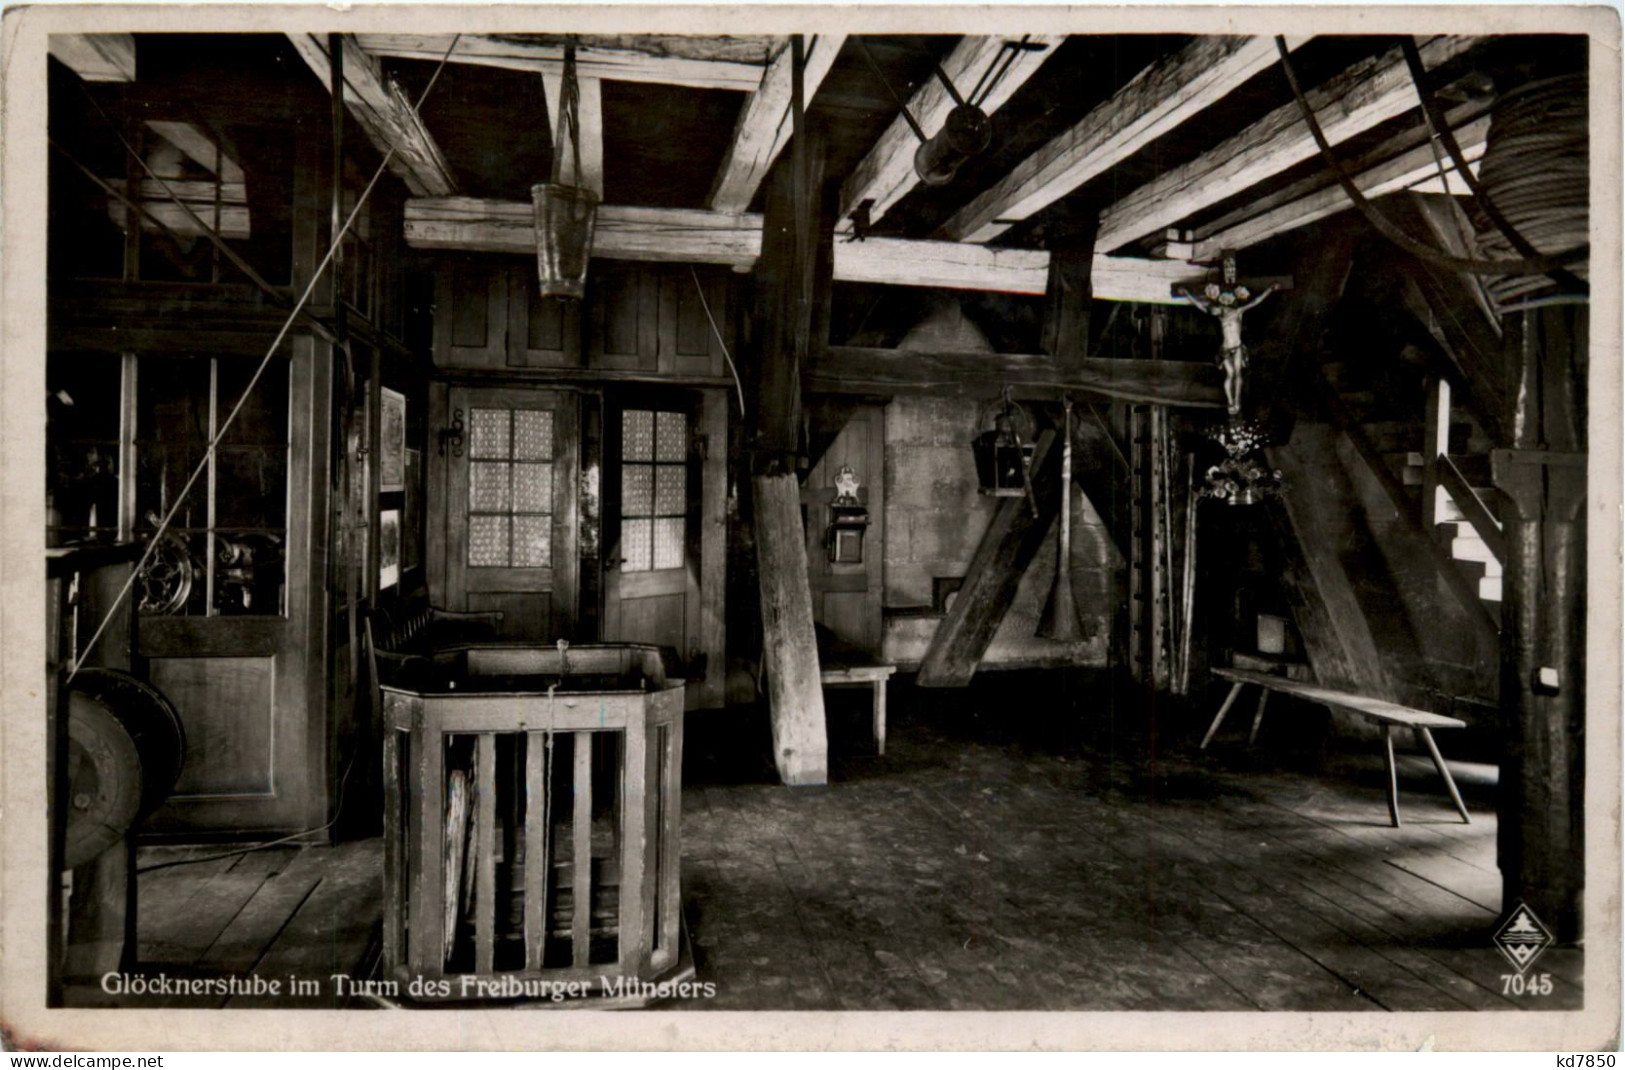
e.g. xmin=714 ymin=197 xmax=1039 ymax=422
xmin=621 ymin=409 xmax=686 ymax=572
xmin=467 ymin=407 xmax=554 ymax=568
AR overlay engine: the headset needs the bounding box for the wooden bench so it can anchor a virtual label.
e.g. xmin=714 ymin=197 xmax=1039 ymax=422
xmin=814 ymin=626 xmax=896 ymax=755
xmin=364 ymin=590 xmax=505 ymax=692
xmin=820 ymin=663 xmax=897 ymax=756
xmin=1201 ymin=667 xmax=1471 ymax=828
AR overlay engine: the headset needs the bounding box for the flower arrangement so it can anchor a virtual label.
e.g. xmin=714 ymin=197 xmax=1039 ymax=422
xmin=1202 ymin=418 xmax=1285 ymax=505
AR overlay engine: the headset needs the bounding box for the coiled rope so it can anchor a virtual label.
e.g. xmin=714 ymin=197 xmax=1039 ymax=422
xmin=1473 ymin=73 xmax=1590 ymax=308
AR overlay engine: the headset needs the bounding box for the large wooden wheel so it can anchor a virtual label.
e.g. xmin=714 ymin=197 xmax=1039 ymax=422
xmin=63 ymin=669 xmax=186 ymax=869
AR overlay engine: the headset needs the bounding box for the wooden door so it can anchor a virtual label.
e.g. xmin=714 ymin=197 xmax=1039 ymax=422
xmin=803 ymin=405 xmax=886 ymax=654
xmin=134 ymin=339 xmax=328 ymax=834
xmin=602 ymin=387 xmax=726 ymax=708
xmin=440 ymin=386 xmax=579 ymax=641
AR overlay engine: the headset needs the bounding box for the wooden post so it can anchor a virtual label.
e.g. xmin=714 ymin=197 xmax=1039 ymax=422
xmin=62 ymin=840 xmax=137 ymax=981
xmin=917 ymin=429 xmax=1062 ymax=687
xmin=1041 ymin=210 xmax=1098 ymax=374
xmin=1175 ymin=453 xmax=1200 ymax=695
xmin=754 ymin=474 xmax=827 ymax=783
xmin=1492 ymin=306 xmax=1586 ymax=942
xmin=1421 ymin=376 xmax=1450 ymax=530
xmin=751 ymin=37 xmax=829 ymax=785
xmin=1266 ymin=433 xmax=1394 ymax=698
xmin=1042 ymin=399 xmax=1081 ymax=641
xmin=571 ymin=732 xmax=592 ymax=964
xmin=1038 ymin=216 xmax=1096 ymax=646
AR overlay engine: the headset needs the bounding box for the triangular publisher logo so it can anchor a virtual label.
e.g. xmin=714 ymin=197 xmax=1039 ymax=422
xmin=1493 ymin=902 xmax=1555 ymax=974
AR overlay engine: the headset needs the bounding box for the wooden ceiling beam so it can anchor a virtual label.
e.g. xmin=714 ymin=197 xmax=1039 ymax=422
xmin=406 ymin=196 xmax=1221 ymax=303
xmin=48 ymin=34 xmax=136 ymax=82
xmin=405 ymin=198 xmax=763 ymax=265
xmin=144 ymin=121 xmax=246 ymax=184
xmin=1095 ymin=35 xmax=1484 ymax=253
xmin=540 ymin=70 xmax=604 ymax=197
xmin=939 ymin=36 xmax=1306 ymax=244
xmin=355 ymin=33 xmax=778 ymax=92
xmin=810 ymin=346 xmax=1225 ymax=408
xmin=837 ymin=35 xmax=1064 ymax=233
xmin=834 ymin=236 xmax=1210 ymax=304
xmin=916 ymin=429 xmax=1063 ymax=688
xmin=287 ymin=34 xmax=457 ymax=197
xmin=708 ymin=33 xmax=846 ymax=214
xmin=1190 ymin=108 xmax=1490 ymax=259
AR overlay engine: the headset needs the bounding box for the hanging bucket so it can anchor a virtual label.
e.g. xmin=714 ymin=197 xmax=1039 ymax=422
xmin=532 ymin=182 xmax=599 ymax=300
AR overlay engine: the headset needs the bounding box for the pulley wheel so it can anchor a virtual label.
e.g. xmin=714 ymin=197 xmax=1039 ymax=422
xmin=63 ymin=669 xmax=186 ymax=869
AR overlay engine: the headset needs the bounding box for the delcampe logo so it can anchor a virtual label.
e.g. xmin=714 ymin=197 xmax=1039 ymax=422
xmin=1493 ymin=902 xmax=1555 ymax=973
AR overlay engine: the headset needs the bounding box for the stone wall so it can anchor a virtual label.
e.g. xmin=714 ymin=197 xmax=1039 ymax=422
xmin=880 ymin=394 xmax=1121 ymax=670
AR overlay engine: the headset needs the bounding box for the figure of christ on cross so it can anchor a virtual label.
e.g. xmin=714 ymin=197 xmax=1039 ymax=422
xmin=1176 ymin=255 xmax=1279 ymax=417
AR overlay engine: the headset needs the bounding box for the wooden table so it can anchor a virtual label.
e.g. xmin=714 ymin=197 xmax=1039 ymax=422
xmin=820 ymin=664 xmax=897 ymax=755
xmin=1202 ymin=667 xmax=1471 ymax=828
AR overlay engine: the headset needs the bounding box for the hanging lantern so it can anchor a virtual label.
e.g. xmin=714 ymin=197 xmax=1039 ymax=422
xmin=971 ymin=388 xmax=1037 ymax=498
xmin=532 ymin=40 xmax=598 ymax=299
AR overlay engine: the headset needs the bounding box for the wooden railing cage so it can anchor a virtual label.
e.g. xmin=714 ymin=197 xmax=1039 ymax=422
xmin=379 ymin=644 xmax=685 ymax=999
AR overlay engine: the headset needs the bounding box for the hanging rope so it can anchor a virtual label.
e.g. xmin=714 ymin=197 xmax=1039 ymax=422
xmin=855 ymin=37 xmax=927 ymax=142
xmin=551 ymin=39 xmax=584 ymax=189
xmin=689 ymin=266 xmax=746 ymax=415
xmin=67 ymin=34 xmax=464 ymax=683
xmin=968 ymin=35 xmax=1032 ymax=109
xmin=1273 ymin=37 xmax=1588 ymax=278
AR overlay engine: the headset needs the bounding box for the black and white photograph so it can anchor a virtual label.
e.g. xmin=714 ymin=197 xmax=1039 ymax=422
xmin=2 ymin=3 xmax=1619 ymax=1052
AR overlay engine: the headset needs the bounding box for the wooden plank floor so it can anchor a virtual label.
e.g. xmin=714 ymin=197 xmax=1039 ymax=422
xmin=66 ymin=839 xmax=383 ymax=1009
xmin=99 ymin=674 xmax=1581 ymax=1013
xmin=679 ymin=677 xmax=1583 ymax=1012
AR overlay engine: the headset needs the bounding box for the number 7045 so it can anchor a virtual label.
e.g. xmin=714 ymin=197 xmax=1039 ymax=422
xmin=1502 ymin=972 xmax=1554 ymax=996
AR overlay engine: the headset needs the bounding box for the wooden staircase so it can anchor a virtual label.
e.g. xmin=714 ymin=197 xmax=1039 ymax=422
xmin=1319 ymin=359 xmax=1503 ymax=631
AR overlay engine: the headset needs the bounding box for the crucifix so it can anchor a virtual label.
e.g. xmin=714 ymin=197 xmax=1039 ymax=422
xmin=1174 ymin=252 xmax=1281 ymax=417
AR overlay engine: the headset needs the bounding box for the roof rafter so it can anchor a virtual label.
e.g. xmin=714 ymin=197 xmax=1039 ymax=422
xmin=837 ymin=34 xmax=1065 ymax=233
xmin=1095 ymin=35 xmax=1484 ymax=253
xmin=287 ymin=33 xmax=457 ymax=197
xmin=404 ymin=196 xmax=1216 ymax=304
xmin=1190 ymin=109 xmax=1489 ymax=259
xmin=938 ymin=36 xmax=1309 ymax=244
xmin=708 ymin=33 xmax=846 ymax=214
xmin=355 ymin=33 xmax=779 ymax=92
xmin=145 ymin=121 xmax=246 ymax=184
xmin=48 ymin=33 xmax=136 ymax=82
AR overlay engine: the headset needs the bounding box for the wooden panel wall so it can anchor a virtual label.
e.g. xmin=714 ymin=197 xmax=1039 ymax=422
xmin=435 ymin=255 xmax=732 ymax=381
xmin=434 ymin=255 xmax=582 ymax=371
xmin=150 ymin=655 xmax=276 ymax=796
xmin=803 ymin=404 xmax=886 ymax=654
xmin=508 ymin=271 xmax=579 ymax=369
